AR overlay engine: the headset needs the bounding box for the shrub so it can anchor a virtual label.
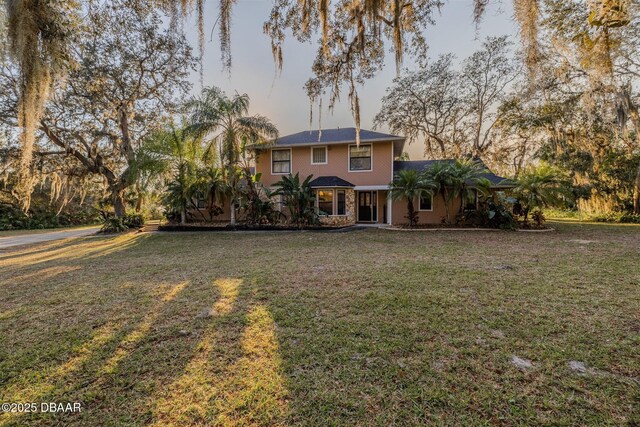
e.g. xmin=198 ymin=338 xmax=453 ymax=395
xmin=531 ymin=210 xmax=545 ymax=226
xmin=0 ymin=203 xmax=99 ymax=231
xmin=592 ymin=212 xmax=640 ymax=223
xmin=618 ymin=213 xmax=640 ymax=223
xmin=100 ymin=217 xmax=129 ymax=233
xmin=466 ymin=195 xmax=516 ymax=230
xmin=123 ymin=213 xmax=146 ymax=228
xmin=99 ymin=212 xmax=145 ymax=233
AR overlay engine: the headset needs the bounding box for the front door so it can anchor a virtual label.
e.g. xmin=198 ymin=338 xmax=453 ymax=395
xmin=358 ymin=191 xmax=377 ymax=222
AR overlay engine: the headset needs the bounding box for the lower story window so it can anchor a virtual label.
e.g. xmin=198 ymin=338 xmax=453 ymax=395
xmin=196 ymin=192 xmax=206 ymax=209
xmin=419 ymin=194 xmax=432 ymax=211
xmin=337 ymin=190 xmax=346 ymax=215
xmin=317 ymin=190 xmax=333 ymax=215
xmin=465 ymin=189 xmax=478 ymax=211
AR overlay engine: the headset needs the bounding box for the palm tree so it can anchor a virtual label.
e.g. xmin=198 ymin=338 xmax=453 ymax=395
xmin=185 ymin=86 xmax=279 ymax=225
xmin=512 ymin=164 xmax=568 ymax=223
xmin=146 ymin=124 xmax=203 ymax=225
xmin=390 ymin=169 xmax=435 ymax=228
xmin=272 ymin=173 xmax=318 ymax=228
xmin=448 ymin=158 xmax=491 ymax=220
xmin=423 ymin=161 xmax=456 ymax=224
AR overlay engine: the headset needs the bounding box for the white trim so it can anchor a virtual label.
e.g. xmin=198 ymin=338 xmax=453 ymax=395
xmin=270 ymin=148 xmax=292 ymax=175
xmin=348 ymin=144 xmax=373 ymax=172
xmin=353 ymin=185 xmax=390 ymax=191
xmin=418 ymin=193 xmax=434 ymax=212
xmin=310 ymin=145 xmax=328 ymax=165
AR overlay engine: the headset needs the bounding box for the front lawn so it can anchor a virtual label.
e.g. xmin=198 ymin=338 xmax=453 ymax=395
xmin=0 ymin=222 xmax=638 ymax=425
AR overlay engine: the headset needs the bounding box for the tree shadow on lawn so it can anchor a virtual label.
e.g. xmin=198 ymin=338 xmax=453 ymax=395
xmin=0 ymin=236 xmax=291 ymax=426
xmin=1 ymin=228 xmax=639 ymax=426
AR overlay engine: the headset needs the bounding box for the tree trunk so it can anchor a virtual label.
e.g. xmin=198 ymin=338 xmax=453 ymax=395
xmin=634 ymin=161 xmax=640 ymax=214
xmin=112 ymin=190 xmax=126 ymax=218
xmin=230 ymin=203 xmax=236 ymax=225
xmin=407 ymin=199 xmax=415 ymax=228
xmin=442 ymin=189 xmax=450 ymax=224
xmin=180 ymin=209 xmax=186 ymax=225
xmin=135 ymin=193 xmax=143 ymax=213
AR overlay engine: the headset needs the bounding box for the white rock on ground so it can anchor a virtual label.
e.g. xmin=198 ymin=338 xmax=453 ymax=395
xmin=568 ymin=360 xmax=588 ymax=373
xmin=511 ymin=355 xmax=534 ymax=370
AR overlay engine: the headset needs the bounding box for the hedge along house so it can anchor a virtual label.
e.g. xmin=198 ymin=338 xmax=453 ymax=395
xmin=251 ymin=128 xmax=513 ymax=226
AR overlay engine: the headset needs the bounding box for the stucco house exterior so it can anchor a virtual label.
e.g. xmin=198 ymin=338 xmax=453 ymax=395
xmin=187 ymin=127 xmax=512 ymax=226
xmin=251 ymin=128 xmax=512 ymax=226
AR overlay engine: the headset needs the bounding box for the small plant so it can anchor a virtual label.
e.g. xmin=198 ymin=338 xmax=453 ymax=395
xmin=531 ymin=210 xmax=545 ymax=227
xmin=100 ymin=217 xmax=129 ymax=233
xmin=99 ymin=212 xmax=144 ymax=233
xmin=465 ymin=193 xmax=516 ymax=230
xmin=123 ymin=213 xmax=145 ymax=229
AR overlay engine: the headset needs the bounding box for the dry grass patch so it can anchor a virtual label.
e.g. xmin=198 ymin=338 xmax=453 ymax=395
xmin=0 ymin=222 xmax=639 ymax=426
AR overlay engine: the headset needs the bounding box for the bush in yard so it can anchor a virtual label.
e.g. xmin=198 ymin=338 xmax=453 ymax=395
xmin=465 ymin=193 xmax=516 ymax=230
xmin=100 ymin=217 xmax=129 ymax=233
xmin=123 ymin=213 xmax=146 ymax=229
xmin=99 ymin=212 xmax=145 ymax=233
xmin=272 ymin=173 xmax=319 ymax=228
xmin=0 ymin=202 xmax=100 ymax=231
xmin=531 ymin=210 xmax=545 ymax=227
xmin=511 ymin=164 xmax=569 ymax=225
xmin=592 ymin=212 xmax=640 ymax=223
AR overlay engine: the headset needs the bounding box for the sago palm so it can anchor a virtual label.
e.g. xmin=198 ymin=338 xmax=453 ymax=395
xmin=423 ymin=161 xmax=456 ymax=224
xmin=512 ymin=164 xmax=567 ymax=223
xmin=390 ymin=169 xmax=435 ymax=228
xmin=448 ymin=158 xmax=491 ymax=218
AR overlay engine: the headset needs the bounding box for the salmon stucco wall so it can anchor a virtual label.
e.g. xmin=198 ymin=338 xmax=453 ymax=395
xmin=391 ymin=194 xmax=463 ymax=225
xmin=255 ymin=142 xmax=394 ymax=187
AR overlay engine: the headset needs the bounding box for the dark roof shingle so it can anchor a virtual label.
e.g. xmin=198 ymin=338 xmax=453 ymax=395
xmin=393 ymin=159 xmax=515 ymax=187
xmin=274 ymin=128 xmax=404 ymax=146
xmin=308 ymin=176 xmax=355 ymax=188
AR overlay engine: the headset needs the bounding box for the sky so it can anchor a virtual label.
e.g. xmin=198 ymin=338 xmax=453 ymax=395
xmin=184 ymin=0 xmax=519 ymax=159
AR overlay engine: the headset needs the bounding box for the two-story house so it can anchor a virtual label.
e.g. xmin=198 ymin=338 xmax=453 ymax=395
xmin=252 ymin=127 xmax=512 ymax=226
xmin=190 ymin=127 xmax=512 ymax=226
xmin=253 ymin=128 xmax=403 ymax=226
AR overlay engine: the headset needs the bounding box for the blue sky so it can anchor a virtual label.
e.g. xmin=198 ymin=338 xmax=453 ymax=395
xmin=185 ymin=0 xmax=518 ymax=159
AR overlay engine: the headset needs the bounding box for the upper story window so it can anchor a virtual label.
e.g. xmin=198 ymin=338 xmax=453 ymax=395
xmin=419 ymin=194 xmax=433 ymax=211
xmin=311 ymin=146 xmax=327 ymax=165
xmin=349 ymin=144 xmax=372 ymax=171
xmin=272 ymin=149 xmax=291 ymax=174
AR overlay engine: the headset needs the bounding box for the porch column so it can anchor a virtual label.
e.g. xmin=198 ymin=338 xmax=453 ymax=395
xmin=386 ymin=191 xmax=392 ymax=225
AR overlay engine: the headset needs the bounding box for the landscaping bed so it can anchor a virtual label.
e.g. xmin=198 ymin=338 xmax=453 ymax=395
xmin=158 ymin=223 xmax=352 ymax=232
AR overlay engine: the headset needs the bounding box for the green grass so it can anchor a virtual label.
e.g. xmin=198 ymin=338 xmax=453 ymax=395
xmin=0 ymin=222 xmax=639 ymax=426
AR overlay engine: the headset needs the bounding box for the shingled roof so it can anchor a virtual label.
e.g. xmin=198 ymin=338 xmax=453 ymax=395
xmin=393 ymin=159 xmax=515 ymax=187
xmin=308 ymin=176 xmax=355 ymax=188
xmin=273 ymin=128 xmax=404 ymax=146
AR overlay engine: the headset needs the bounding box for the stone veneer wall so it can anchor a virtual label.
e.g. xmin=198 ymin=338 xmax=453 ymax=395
xmin=319 ymin=188 xmax=356 ymax=226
